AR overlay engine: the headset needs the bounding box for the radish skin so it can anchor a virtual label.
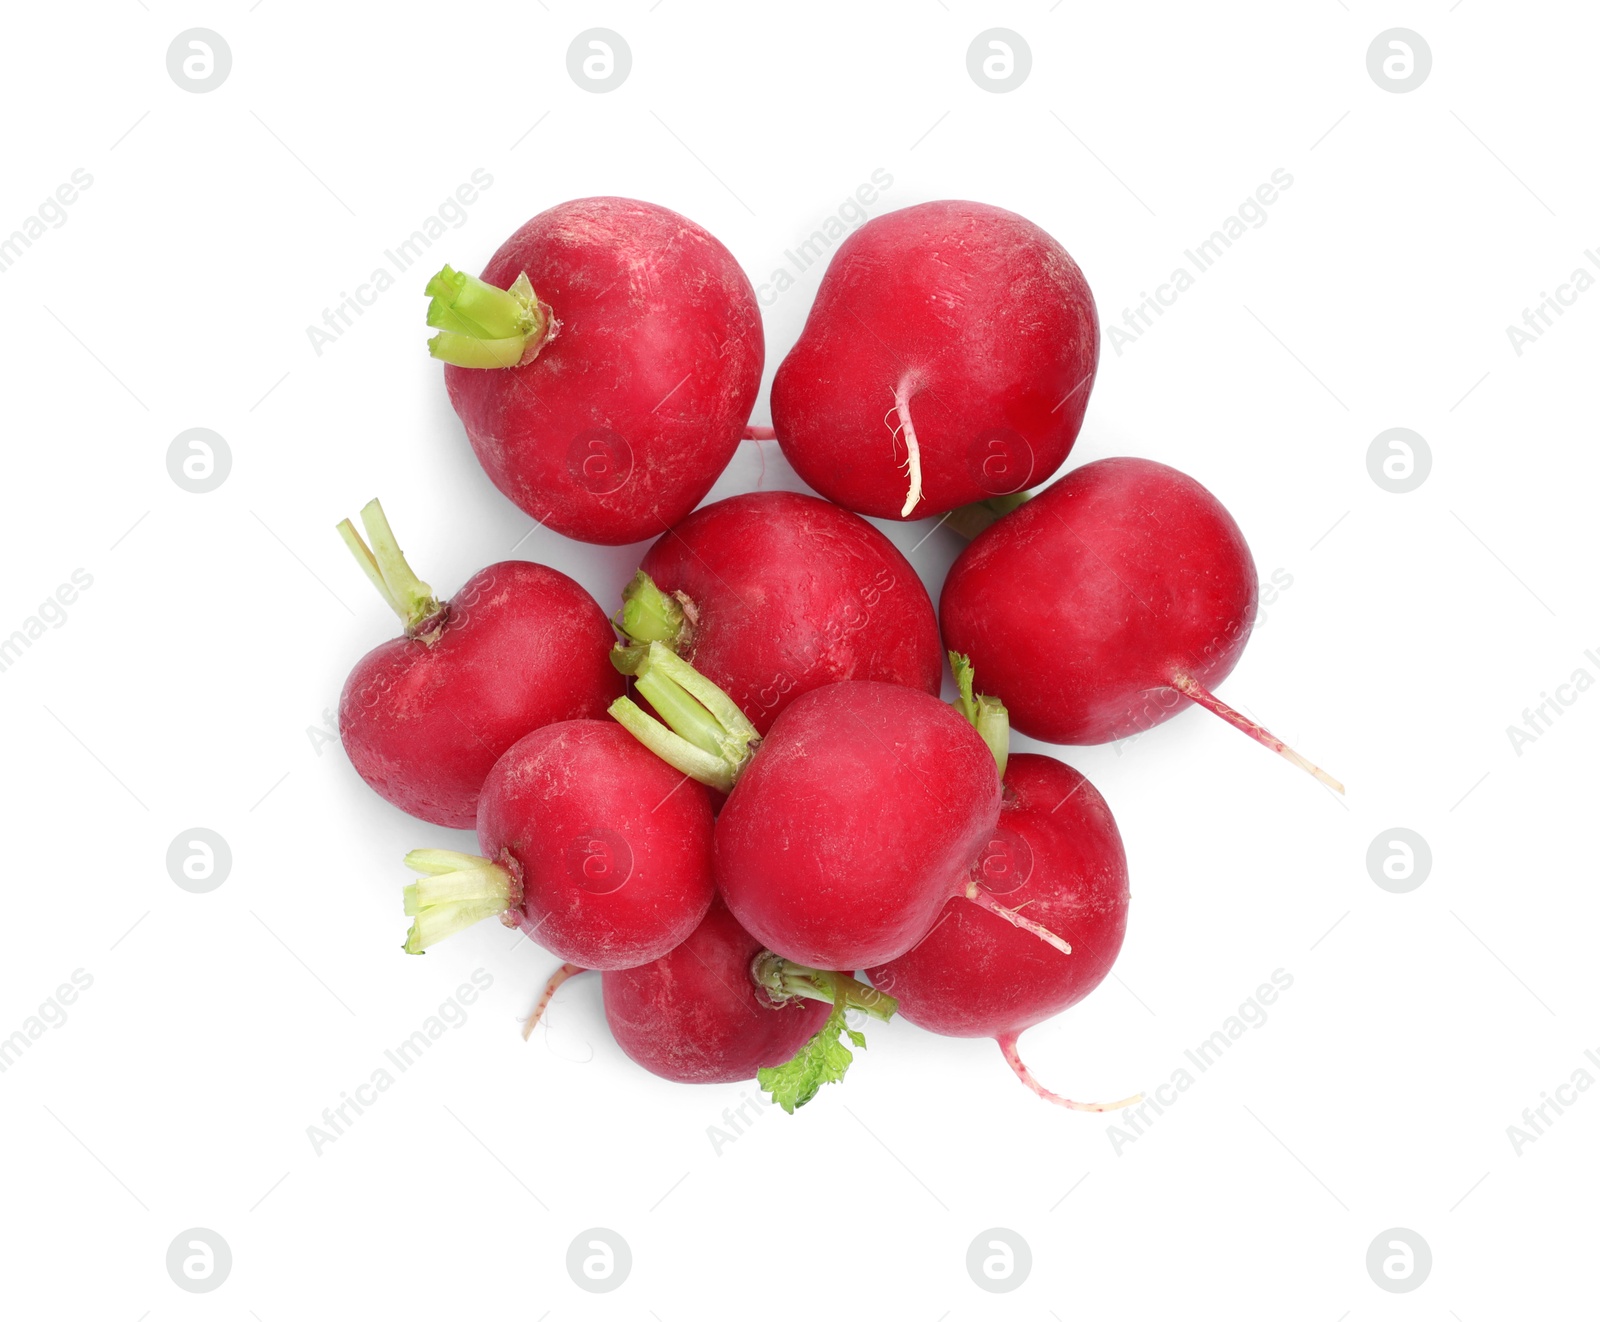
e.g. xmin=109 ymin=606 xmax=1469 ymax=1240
xmin=941 ymin=457 xmax=1343 ymax=792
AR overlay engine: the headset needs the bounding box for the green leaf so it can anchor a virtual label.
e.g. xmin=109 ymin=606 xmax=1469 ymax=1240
xmin=757 ymin=1000 xmax=863 ymax=1115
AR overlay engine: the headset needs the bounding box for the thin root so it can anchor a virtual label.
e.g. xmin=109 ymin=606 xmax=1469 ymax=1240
xmin=521 ymin=962 xmax=588 ymax=1041
xmin=998 ymin=1031 xmax=1141 ymax=1113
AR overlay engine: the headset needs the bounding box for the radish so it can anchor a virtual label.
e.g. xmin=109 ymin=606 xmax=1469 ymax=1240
xmin=940 ymin=457 xmax=1343 ymax=791
xmin=336 ymin=499 xmax=622 ymax=827
xmin=525 ymin=901 xmax=897 ymax=1111
xmin=769 ymin=200 xmax=1098 ymax=520
xmin=424 ymin=197 xmax=764 ymax=545
xmin=400 ymin=719 xmax=714 ymax=968
xmin=604 ymin=898 xmax=892 ymax=1095
xmin=611 ymin=647 xmax=1073 ymax=970
xmin=613 ymin=490 xmax=942 ymax=733
xmin=869 ymin=753 xmax=1138 ymax=1111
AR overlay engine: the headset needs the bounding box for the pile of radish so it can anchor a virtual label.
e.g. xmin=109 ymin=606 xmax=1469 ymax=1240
xmin=335 ymin=196 xmax=1340 ymax=1114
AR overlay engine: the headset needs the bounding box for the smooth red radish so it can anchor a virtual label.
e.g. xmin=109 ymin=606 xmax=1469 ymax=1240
xmin=400 ymin=719 xmax=714 ymax=968
xmin=940 ymin=457 xmax=1344 ymax=792
xmin=611 ymin=646 xmax=1073 ymax=970
xmin=770 ymin=200 xmax=1098 ymax=521
xmin=522 ymin=902 xmax=896 ymax=1112
xmin=424 ymin=197 xmax=764 ymax=545
xmin=869 ymin=754 xmax=1137 ymax=1112
xmin=614 ymin=490 xmax=942 ymax=734
xmin=336 ymin=499 xmax=622 ymax=827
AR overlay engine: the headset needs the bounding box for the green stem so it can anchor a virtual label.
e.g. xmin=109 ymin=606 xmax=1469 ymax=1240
xmin=754 ymin=960 xmax=895 ymax=1114
xmin=948 ymin=651 xmax=1009 ymax=779
xmin=751 ymin=952 xmax=897 ymax=1022
xmin=400 ymin=848 xmax=517 ymax=954
xmin=335 ymin=499 xmax=445 ymax=637
xmin=945 ymin=490 xmax=1033 ymax=540
xmin=617 ymin=571 xmax=687 ymax=646
xmin=424 ymin=267 xmax=548 ymax=369
xmin=608 ymin=642 xmax=760 ymax=793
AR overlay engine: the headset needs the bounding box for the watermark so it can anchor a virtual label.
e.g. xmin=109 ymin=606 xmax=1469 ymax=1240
xmin=1366 ymin=427 xmax=1430 ymax=493
xmin=1506 ymin=650 xmax=1599 ymax=755
xmin=1366 ymin=1228 xmax=1431 ymax=1292
xmin=1253 ymin=567 xmax=1295 ymax=628
xmin=567 ymin=1228 xmax=631 ymax=1292
xmin=167 ymin=1228 xmax=231 ymax=1292
xmin=966 ymin=1228 xmax=1031 ymax=1292
xmin=567 ymin=30 xmax=631 ymax=93
xmin=306 ymin=970 xmax=493 ymax=1154
xmin=0 ymin=569 xmax=94 ymax=676
xmin=167 ymin=29 xmax=231 ymax=94
xmin=723 ymin=566 xmax=900 ymax=718
xmin=1107 ymin=969 xmax=1293 ymax=1153
xmin=1506 ymin=252 xmax=1600 ymax=356
xmin=707 ymin=1088 xmax=780 ymax=1155
xmin=306 ymin=169 xmax=495 ymax=357
xmin=1108 ymin=169 xmax=1295 ymax=356
xmin=1506 ymin=1047 xmax=1600 ymax=1155
xmin=565 ymin=427 xmax=632 ymax=495
xmin=0 ymin=169 xmax=94 ymax=276
xmin=167 ymin=829 xmax=232 ymax=894
xmin=0 ymin=969 xmax=93 ymax=1075
xmin=168 ymin=428 xmax=231 ymax=493
xmin=1365 ymin=828 xmax=1431 ymax=893
xmin=307 ymin=707 xmax=340 ymax=756
xmin=1366 ymin=30 xmax=1431 ymax=94
xmin=967 ymin=30 xmax=1031 ymax=93
xmin=1109 ymin=571 xmax=1290 ymax=756
xmin=755 ymin=169 xmax=895 ymax=306
xmin=567 ymin=828 xmax=632 ymax=894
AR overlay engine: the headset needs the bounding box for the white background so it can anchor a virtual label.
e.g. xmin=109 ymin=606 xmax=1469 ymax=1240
xmin=2 ymin=2 xmax=1596 ymax=1317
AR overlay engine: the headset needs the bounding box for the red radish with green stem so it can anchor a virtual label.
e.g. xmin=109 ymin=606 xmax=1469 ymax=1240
xmin=524 ymin=902 xmax=897 ymax=1112
xmin=336 ymin=499 xmax=622 ymax=827
xmin=595 ymin=896 xmax=896 ymax=1101
xmin=613 ymin=490 xmax=942 ymax=734
xmin=869 ymin=754 xmax=1138 ymax=1112
xmin=940 ymin=457 xmax=1344 ymax=792
xmin=769 ymin=200 xmax=1098 ymax=520
xmin=400 ymin=719 xmax=714 ymax=968
xmin=424 ymin=197 xmax=764 ymax=545
xmin=610 ymin=646 xmax=1073 ymax=970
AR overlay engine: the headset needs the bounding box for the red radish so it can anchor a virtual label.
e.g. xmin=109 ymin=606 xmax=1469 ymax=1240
xmin=424 ymin=197 xmax=764 ymax=545
xmin=614 ymin=490 xmax=942 ymax=733
xmin=869 ymin=754 xmax=1137 ymax=1111
xmin=523 ymin=904 xmax=897 ymax=1111
xmin=940 ymin=457 xmax=1343 ymax=791
xmin=336 ymin=499 xmax=622 ymax=827
xmin=601 ymin=899 xmax=833 ymax=1084
xmin=769 ymin=200 xmax=1098 ymax=520
xmin=400 ymin=719 xmax=714 ymax=968
xmin=611 ymin=647 xmax=1073 ymax=971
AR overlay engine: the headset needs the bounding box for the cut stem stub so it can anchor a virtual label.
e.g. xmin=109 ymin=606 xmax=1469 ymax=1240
xmin=424 ymin=266 xmax=550 ymax=368
xmin=750 ymin=952 xmax=897 ymax=1022
xmin=1169 ymin=672 xmax=1345 ymax=794
xmin=611 ymin=572 xmax=692 ymax=673
xmin=401 ymin=849 xmax=519 ymax=955
xmin=948 ymin=650 xmax=1009 ymax=779
xmin=608 ymin=642 xmax=760 ymax=793
xmin=336 ymin=499 xmax=445 ymax=638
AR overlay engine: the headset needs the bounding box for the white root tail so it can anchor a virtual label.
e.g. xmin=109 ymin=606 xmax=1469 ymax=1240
xmin=891 ymin=378 xmax=924 ymax=517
